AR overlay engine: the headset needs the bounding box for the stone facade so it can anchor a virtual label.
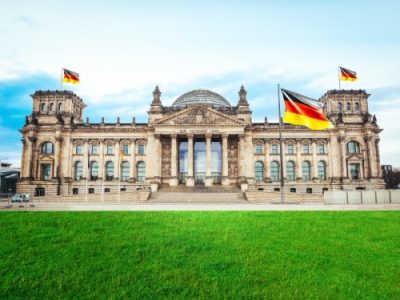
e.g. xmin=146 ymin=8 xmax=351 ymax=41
xmin=17 ymin=87 xmax=385 ymax=197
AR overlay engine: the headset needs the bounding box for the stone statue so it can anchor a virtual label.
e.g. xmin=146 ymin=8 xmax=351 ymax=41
xmin=25 ymin=115 xmax=29 ymax=125
xmin=372 ymin=114 xmax=377 ymax=125
xmin=337 ymin=111 xmax=343 ymax=124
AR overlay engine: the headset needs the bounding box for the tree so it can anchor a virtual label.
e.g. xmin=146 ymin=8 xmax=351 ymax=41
xmin=384 ymin=168 xmax=400 ymax=189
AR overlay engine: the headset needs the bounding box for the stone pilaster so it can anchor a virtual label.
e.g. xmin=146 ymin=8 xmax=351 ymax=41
xmin=296 ymin=138 xmax=302 ymax=181
xmin=375 ymin=138 xmax=381 ymax=178
xmin=264 ymin=138 xmax=271 ymax=182
xmin=222 ymin=133 xmax=230 ymax=186
xmin=99 ymin=139 xmax=104 ymax=180
xmin=312 ymin=139 xmax=319 ymax=181
xmin=130 ymin=139 xmax=136 ymax=182
xmin=327 ymin=138 xmax=333 ymax=180
xmin=83 ymin=139 xmax=89 ymax=180
xmin=30 ymin=137 xmax=38 ymax=179
xmin=186 ymin=134 xmax=194 ymax=186
xmin=365 ymin=136 xmax=375 ymax=178
xmin=338 ymin=136 xmax=347 ymax=179
xmin=54 ymin=136 xmax=62 ymax=178
xmin=205 ymin=133 xmax=213 ymax=186
xmin=26 ymin=136 xmax=36 ymax=178
xmin=115 ymin=139 xmax=120 ymax=181
xmin=169 ymin=134 xmax=178 ymax=186
xmin=239 ymin=134 xmax=245 ymax=179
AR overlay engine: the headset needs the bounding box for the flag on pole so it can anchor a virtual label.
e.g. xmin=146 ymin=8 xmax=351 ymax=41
xmin=120 ymin=148 xmax=124 ymax=161
xmin=282 ymin=89 xmax=334 ymax=130
xmin=339 ymin=67 xmax=357 ymax=81
xmin=62 ymin=68 xmax=80 ymax=84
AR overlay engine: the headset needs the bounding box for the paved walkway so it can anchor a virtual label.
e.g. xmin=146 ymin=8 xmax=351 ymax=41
xmin=2 ymin=203 xmax=400 ymax=211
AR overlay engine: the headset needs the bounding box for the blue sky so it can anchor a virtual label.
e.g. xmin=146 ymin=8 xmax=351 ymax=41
xmin=1 ymin=0 xmax=400 ymax=167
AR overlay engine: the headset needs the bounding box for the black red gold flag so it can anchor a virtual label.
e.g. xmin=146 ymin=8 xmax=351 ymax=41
xmin=62 ymin=68 xmax=80 ymax=84
xmin=340 ymin=67 xmax=357 ymax=81
xmin=281 ymin=89 xmax=334 ymax=130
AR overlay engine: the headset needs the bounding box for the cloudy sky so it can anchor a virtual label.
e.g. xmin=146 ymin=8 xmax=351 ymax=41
xmin=1 ymin=0 xmax=400 ymax=168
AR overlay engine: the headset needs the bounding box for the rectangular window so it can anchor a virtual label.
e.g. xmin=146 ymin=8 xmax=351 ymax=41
xmin=303 ymin=145 xmax=309 ymax=154
xmin=92 ymin=145 xmax=98 ymax=154
xmin=123 ymin=145 xmax=129 ymax=154
xmin=42 ymin=164 xmax=51 ymax=180
xmin=319 ymin=144 xmax=325 ymax=154
xmin=138 ymin=145 xmax=145 ymax=154
xmin=76 ymin=145 xmax=82 ymax=154
xmin=271 ymin=145 xmax=278 ymax=154
xmin=255 ymin=144 xmax=262 ymax=154
xmin=350 ymin=164 xmax=360 ymax=179
xmin=287 ymin=144 xmax=293 ymax=154
xmin=107 ymin=145 xmax=113 ymax=154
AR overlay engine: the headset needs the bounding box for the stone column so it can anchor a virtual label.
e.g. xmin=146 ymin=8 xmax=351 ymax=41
xmin=338 ymin=136 xmax=347 ymax=178
xmin=31 ymin=138 xmax=38 ymax=179
xmin=365 ymin=136 xmax=375 ymax=178
xmin=239 ymin=134 xmax=245 ymax=179
xmin=296 ymin=139 xmax=302 ymax=181
xmin=130 ymin=139 xmax=136 ymax=181
xmin=264 ymin=139 xmax=271 ymax=182
xmin=26 ymin=136 xmax=36 ymax=178
xmin=186 ymin=134 xmax=194 ymax=186
xmin=205 ymin=133 xmax=213 ymax=186
xmin=54 ymin=136 xmax=62 ymax=178
xmin=222 ymin=133 xmax=230 ymax=186
xmin=327 ymin=139 xmax=333 ymax=180
xmin=169 ymin=134 xmax=178 ymax=186
xmin=99 ymin=139 xmax=104 ymax=180
xmin=115 ymin=139 xmax=120 ymax=181
xmin=153 ymin=134 xmax=161 ymax=180
xmin=83 ymin=139 xmax=89 ymax=180
xmin=375 ymin=138 xmax=381 ymax=178
xmin=312 ymin=139 xmax=319 ymax=181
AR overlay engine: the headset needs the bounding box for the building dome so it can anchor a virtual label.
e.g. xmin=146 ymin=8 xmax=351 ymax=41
xmin=171 ymin=89 xmax=231 ymax=107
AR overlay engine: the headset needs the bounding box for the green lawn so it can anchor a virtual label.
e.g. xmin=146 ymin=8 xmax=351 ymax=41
xmin=1 ymin=212 xmax=399 ymax=299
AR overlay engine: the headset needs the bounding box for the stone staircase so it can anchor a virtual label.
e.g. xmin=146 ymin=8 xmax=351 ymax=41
xmin=147 ymin=185 xmax=248 ymax=204
xmin=245 ymin=190 xmax=324 ymax=204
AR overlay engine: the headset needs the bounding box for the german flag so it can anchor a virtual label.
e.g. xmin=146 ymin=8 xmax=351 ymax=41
xmin=340 ymin=67 xmax=357 ymax=81
xmin=62 ymin=68 xmax=80 ymax=84
xmin=282 ymin=89 xmax=334 ymax=130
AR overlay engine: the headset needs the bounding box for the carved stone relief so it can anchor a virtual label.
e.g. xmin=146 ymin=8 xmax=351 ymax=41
xmin=228 ymin=137 xmax=238 ymax=177
xmin=162 ymin=136 xmax=171 ymax=177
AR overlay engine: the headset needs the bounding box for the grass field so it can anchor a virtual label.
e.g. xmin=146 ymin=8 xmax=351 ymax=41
xmin=1 ymin=211 xmax=399 ymax=299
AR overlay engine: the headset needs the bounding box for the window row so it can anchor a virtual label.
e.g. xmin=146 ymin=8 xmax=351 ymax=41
xmin=338 ymin=102 xmax=359 ymax=111
xmin=41 ymin=102 xmax=63 ymax=112
xmin=256 ymin=144 xmax=326 ymax=154
xmin=74 ymin=161 xmax=146 ymax=181
xmin=75 ymin=144 xmax=145 ymax=155
xmin=255 ymin=161 xmax=327 ymax=182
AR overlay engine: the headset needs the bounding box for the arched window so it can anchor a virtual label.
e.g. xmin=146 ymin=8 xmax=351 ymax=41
xmin=41 ymin=142 xmax=54 ymax=154
xmin=91 ymin=162 xmax=98 ymax=181
xmin=50 ymin=103 xmax=55 ymax=111
xmin=338 ymin=102 xmax=342 ymax=111
xmin=255 ymin=161 xmax=263 ymax=181
xmin=286 ymin=161 xmax=295 ymax=181
xmin=58 ymin=103 xmax=63 ymax=111
xmin=346 ymin=141 xmax=360 ymax=153
xmin=121 ymin=162 xmax=130 ymax=181
xmin=346 ymin=102 xmax=351 ymax=110
xmin=41 ymin=103 xmax=47 ymax=111
xmin=137 ymin=162 xmax=146 ymax=181
xmin=302 ymin=161 xmax=311 ymax=181
xmin=318 ymin=161 xmax=326 ymax=180
xmin=75 ymin=162 xmax=83 ymax=181
xmin=271 ymin=161 xmax=279 ymax=181
xmin=354 ymin=102 xmax=359 ymax=111
xmin=106 ymin=162 xmax=114 ymax=181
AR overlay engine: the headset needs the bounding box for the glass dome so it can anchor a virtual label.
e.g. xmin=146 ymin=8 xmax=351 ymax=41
xmin=171 ymin=89 xmax=231 ymax=107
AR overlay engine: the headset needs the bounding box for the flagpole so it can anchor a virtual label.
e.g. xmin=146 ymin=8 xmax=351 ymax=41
xmin=60 ymin=68 xmax=63 ymax=91
xmin=277 ymin=84 xmax=285 ymax=204
xmin=101 ymin=162 xmax=104 ymax=204
xmin=338 ymin=66 xmax=341 ymax=90
xmin=118 ymin=152 xmax=121 ymax=204
xmin=86 ymin=150 xmax=89 ymax=204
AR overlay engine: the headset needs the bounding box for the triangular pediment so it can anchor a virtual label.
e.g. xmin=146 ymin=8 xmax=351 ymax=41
xmin=38 ymin=154 xmax=54 ymax=161
xmin=347 ymin=154 xmax=363 ymax=161
xmin=153 ymin=105 xmax=246 ymax=126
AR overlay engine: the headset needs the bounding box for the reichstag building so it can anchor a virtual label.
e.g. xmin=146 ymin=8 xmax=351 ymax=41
xmin=17 ymin=86 xmax=384 ymax=196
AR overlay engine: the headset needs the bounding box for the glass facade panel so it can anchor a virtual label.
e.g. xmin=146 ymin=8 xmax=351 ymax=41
xmin=91 ymin=162 xmax=98 ymax=180
xmin=271 ymin=162 xmax=279 ymax=181
xmin=137 ymin=162 xmax=145 ymax=181
xmin=211 ymin=138 xmax=221 ymax=183
xmin=194 ymin=138 xmax=206 ymax=183
xmin=178 ymin=139 xmax=188 ymax=183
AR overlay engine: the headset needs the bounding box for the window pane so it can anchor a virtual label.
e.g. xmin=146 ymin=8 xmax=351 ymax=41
xmin=272 ymin=145 xmax=278 ymax=154
xmin=287 ymin=161 xmax=295 ymax=181
xmin=318 ymin=161 xmax=326 ymax=180
xmin=137 ymin=162 xmax=146 ymax=181
xmin=355 ymin=103 xmax=359 ymax=110
xmin=123 ymin=145 xmax=129 ymax=154
xmin=303 ymin=145 xmax=309 ymax=154
xmin=255 ymin=145 xmax=262 ymax=154
xmin=106 ymin=162 xmax=114 ymax=181
xmin=45 ymin=142 xmax=53 ymax=154
xmin=76 ymin=145 xmax=82 ymax=154
xmin=271 ymin=162 xmax=279 ymax=181
xmin=75 ymin=162 xmax=83 ymax=180
xmin=302 ymin=161 xmax=310 ymax=181
xmin=107 ymin=145 xmax=113 ymax=154
xmin=255 ymin=162 xmax=263 ymax=181
xmin=346 ymin=102 xmax=351 ymax=110
xmin=122 ymin=162 xmax=130 ymax=181
xmin=288 ymin=144 xmax=293 ymax=154
xmin=338 ymin=103 xmax=342 ymax=111
xmin=318 ymin=144 xmax=324 ymax=154
xmin=92 ymin=145 xmax=98 ymax=154
xmin=91 ymin=162 xmax=98 ymax=180
xmin=350 ymin=164 xmax=359 ymax=179
xmin=138 ymin=145 xmax=145 ymax=154
xmin=42 ymin=164 xmax=51 ymax=180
